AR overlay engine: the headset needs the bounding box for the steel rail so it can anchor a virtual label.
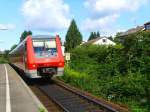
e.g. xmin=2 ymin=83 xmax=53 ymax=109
xmin=38 ymin=79 xmax=128 ymax=112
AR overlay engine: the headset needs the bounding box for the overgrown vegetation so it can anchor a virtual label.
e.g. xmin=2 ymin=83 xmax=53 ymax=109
xmin=0 ymin=50 xmax=9 ymax=63
xmin=38 ymin=106 xmax=47 ymax=112
xmin=60 ymin=31 xmax=150 ymax=112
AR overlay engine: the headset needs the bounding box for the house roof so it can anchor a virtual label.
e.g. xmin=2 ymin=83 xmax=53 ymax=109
xmin=144 ymin=21 xmax=150 ymax=25
xmin=85 ymin=36 xmax=108 ymax=44
xmin=120 ymin=26 xmax=144 ymax=36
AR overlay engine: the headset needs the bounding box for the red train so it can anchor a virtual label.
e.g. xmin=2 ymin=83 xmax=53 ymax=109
xmin=9 ymin=35 xmax=65 ymax=78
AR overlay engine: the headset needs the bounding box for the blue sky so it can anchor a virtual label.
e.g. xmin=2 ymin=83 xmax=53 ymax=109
xmin=0 ymin=0 xmax=150 ymax=51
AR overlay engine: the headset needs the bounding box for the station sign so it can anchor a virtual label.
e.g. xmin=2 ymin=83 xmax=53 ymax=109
xmin=65 ymin=53 xmax=70 ymax=61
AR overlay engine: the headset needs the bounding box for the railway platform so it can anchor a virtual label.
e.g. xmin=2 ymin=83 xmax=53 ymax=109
xmin=0 ymin=64 xmax=47 ymax=112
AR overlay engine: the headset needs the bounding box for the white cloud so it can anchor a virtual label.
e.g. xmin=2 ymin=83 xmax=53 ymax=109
xmin=82 ymin=0 xmax=149 ymax=34
xmin=84 ymin=0 xmax=148 ymax=18
xmin=22 ymin=0 xmax=71 ymax=31
xmin=0 ymin=24 xmax=15 ymax=30
xmin=82 ymin=14 xmax=119 ymax=32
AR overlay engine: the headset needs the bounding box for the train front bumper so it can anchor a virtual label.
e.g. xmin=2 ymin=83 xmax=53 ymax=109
xmin=25 ymin=67 xmax=64 ymax=78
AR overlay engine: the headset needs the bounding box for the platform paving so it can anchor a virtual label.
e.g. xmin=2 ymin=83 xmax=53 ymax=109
xmin=0 ymin=64 xmax=6 ymax=112
xmin=0 ymin=64 xmax=46 ymax=112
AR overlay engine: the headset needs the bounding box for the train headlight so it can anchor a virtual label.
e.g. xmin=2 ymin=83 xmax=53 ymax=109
xmin=32 ymin=64 xmax=36 ymax=67
xmin=29 ymin=64 xmax=37 ymax=69
xmin=58 ymin=62 xmax=63 ymax=66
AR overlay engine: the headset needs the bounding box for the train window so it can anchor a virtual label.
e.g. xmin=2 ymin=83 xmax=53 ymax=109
xmin=33 ymin=39 xmax=57 ymax=58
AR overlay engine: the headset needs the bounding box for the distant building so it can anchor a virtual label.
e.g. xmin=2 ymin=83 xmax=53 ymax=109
xmin=117 ymin=21 xmax=150 ymax=43
xmin=119 ymin=21 xmax=150 ymax=37
xmin=144 ymin=21 xmax=150 ymax=30
xmin=85 ymin=37 xmax=116 ymax=46
xmin=120 ymin=26 xmax=144 ymax=37
xmin=80 ymin=41 xmax=86 ymax=45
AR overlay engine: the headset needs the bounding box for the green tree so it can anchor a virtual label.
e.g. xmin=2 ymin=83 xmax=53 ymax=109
xmin=20 ymin=30 xmax=32 ymax=42
xmin=3 ymin=50 xmax=9 ymax=59
xmin=96 ymin=31 xmax=100 ymax=37
xmin=93 ymin=32 xmax=97 ymax=38
xmin=10 ymin=44 xmax=17 ymax=51
xmin=114 ymin=32 xmax=122 ymax=43
xmin=88 ymin=32 xmax=94 ymax=41
xmin=88 ymin=31 xmax=100 ymax=41
xmin=65 ymin=19 xmax=82 ymax=52
xmin=108 ymin=36 xmax=113 ymax=41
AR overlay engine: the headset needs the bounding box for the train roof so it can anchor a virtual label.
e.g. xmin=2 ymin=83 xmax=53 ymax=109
xmin=31 ymin=35 xmax=56 ymax=40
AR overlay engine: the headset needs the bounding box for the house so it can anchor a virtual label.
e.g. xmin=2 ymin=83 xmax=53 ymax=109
xmin=80 ymin=41 xmax=86 ymax=45
xmin=85 ymin=37 xmax=116 ymax=46
xmin=119 ymin=25 xmax=144 ymax=37
xmin=118 ymin=21 xmax=150 ymax=43
xmin=117 ymin=26 xmax=144 ymax=43
xmin=144 ymin=21 xmax=150 ymax=30
xmin=120 ymin=21 xmax=150 ymax=37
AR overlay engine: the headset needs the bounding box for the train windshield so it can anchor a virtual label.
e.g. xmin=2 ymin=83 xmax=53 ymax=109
xmin=33 ymin=39 xmax=57 ymax=58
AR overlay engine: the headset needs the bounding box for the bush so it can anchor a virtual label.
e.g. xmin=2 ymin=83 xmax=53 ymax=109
xmin=61 ymin=67 xmax=103 ymax=96
xmin=103 ymin=73 xmax=147 ymax=99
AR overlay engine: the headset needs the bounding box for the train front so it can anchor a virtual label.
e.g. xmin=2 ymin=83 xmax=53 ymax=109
xmin=26 ymin=35 xmax=65 ymax=78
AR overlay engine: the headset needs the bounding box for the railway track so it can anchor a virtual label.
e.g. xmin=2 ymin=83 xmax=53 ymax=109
xmin=30 ymin=84 xmax=63 ymax=112
xmin=39 ymin=83 xmax=101 ymax=112
xmin=11 ymin=65 xmax=128 ymax=112
xmin=37 ymin=78 xmax=128 ymax=112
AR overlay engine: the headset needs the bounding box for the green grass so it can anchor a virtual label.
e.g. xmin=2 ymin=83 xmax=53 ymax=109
xmin=0 ymin=57 xmax=9 ymax=63
xmin=38 ymin=106 xmax=47 ymax=112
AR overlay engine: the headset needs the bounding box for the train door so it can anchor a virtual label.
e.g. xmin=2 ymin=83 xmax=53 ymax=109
xmin=23 ymin=43 xmax=27 ymax=71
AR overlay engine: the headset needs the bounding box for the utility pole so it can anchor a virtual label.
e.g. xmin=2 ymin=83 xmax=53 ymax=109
xmin=0 ymin=28 xmax=7 ymax=51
